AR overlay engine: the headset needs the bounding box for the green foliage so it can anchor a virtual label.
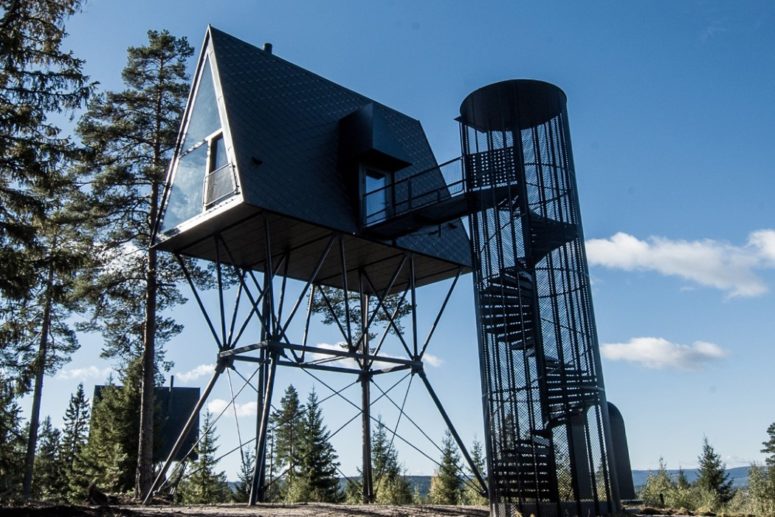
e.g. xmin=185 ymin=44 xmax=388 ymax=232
xmin=676 ymin=466 xmax=690 ymax=490
xmin=696 ymin=437 xmax=734 ymax=504
xmin=343 ymin=477 xmax=363 ymax=504
xmin=311 ymin=286 xmax=412 ymax=341
xmin=428 ymin=430 xmax=463 ymax=505
xmin=232 ymin=449 xmax=254 ymax=503
xmin=75 ymin=29 xmax=198 ymax=367
xmin=0 ymin=383 xmax=25 ymax=500
xmin=270 ymin=385 xmax=305 ymax=477
xmin=32 ymin=417 xmax=62 ymax=500
xmin=75 ymin=30 xmax=208 ymax=495
xmin=739 ymin=464 xmax=775 ymax=515
xmin=639 ymin=458 xmax=675 ymax=508
xmin=0 ymin=0 xmax=92 ymax=300
xmin=371 ymin=417 xmax=412 ymax=504
xmin=75 ymin=363 xmax=142 ymax=496
xmin=285 ymin=389 xmax=341 ymax=503
xmin=177 ymin=412 xmax=230 ymax=504
xmin=763 ymin=422 xmax=775 ymax=468
xmin=59 ymin=384 xmax=90 ymax=501
xmin=461 ymin=439 xmax=487 ymax=505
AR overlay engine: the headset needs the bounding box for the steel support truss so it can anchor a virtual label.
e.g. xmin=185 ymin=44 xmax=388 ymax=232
xmin=143 ymin=220 xmax=488 ymax=506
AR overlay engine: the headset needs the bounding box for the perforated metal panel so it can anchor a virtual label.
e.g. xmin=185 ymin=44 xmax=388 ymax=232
xmin=461 ymin=80 xmax=620 ymax=516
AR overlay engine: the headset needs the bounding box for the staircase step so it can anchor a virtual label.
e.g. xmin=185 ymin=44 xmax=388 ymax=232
xmin=528 ymin=212 xmax=578 ymax=265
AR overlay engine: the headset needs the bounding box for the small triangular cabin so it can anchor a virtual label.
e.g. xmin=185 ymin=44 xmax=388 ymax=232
xmin=154 ymin=27 xmax=471 ymax=294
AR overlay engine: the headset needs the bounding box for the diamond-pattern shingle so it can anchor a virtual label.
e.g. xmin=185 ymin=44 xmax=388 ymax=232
xmin=209 ymin=27 xmax=471 ymax=267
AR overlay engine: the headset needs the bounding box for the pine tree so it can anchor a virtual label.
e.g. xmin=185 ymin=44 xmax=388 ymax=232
xmin=287 ymin=389 xmax=341 ymax=503
xmin=462 ymin=439 xmax=487 ymax=505
xmin=75 ymin=29 xmax=203 ymax=496
xmin=270 ymin=385 xmax=305 ymax=476
xmin=232 ymin=449 xmax=255 ymax=503
xmin=59 ymin=384 xmax=90 ymax=500
xmin=0 ymin=380 xmax=26 ymax=499
xmin=76 ymin=362 xmax=142 ymax=497
xmin=762 ymin=422 xmax=775 ymax=467
xmin=0 ymin=0 xmax=91 ymax=300
xmin=311 ymin=287 xmax=412 ymax=340
xmin=32 ymin=417 xmax=62 ymax=500
xmin=177 ymin=412 xmax=230 ymax=504
xmin=696 ymin=437 xmax=734 ymax=504
xmin=371 ymin=417 xmax=412 ymax=504
xmin=0 ymin=0 xmax=92 ymax=498
xmin=428 ymin=431 xmax=463 ymax=505
xmin=19 ymin=191 xmax=90 ymax=499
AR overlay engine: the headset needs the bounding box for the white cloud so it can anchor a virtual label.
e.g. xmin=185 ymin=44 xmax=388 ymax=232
xmin=586 ymin=230 xmax=775 ymax=297
xmin=423 ymin=353 xmax=443 ymax=368
xmin=174 ymin=364 xmax=215 ymax=383
xmin=207 ymin=398 xmax=257 ymax=417
xmin=750 ymin=230 xmax=775 ymax=264
xmin=601 ymin=337 xmax=726 ymax=370
xmin=56 ymin=366 xmax=114 ymax=381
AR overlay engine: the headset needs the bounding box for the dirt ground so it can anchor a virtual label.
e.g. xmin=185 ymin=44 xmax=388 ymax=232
xmin=0 ymin=502 xmax=694 ymax=516
xmin=0 ymin=502 xmax=490 ymax=517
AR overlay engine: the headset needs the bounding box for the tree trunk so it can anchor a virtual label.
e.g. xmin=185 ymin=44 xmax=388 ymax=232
xmin=136 ymin=183 xmax=159 ymax=498
xmin=136 ymin=67 xmax=165 ymax=498
xmin=22 ymin=262 xmax=55 ymax=499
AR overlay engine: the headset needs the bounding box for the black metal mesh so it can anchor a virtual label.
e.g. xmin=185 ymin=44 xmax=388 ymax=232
xmin=461 ymin=83 xmax=618 ymax=516
xmin=205 ymin=163 xmax=237 ymax=207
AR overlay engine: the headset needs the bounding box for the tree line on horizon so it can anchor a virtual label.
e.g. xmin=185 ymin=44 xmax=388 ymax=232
xmin=1 ymin=377 xmax=487 ymax=506
xmin=639 ymin=431 xmax=775 ymax=515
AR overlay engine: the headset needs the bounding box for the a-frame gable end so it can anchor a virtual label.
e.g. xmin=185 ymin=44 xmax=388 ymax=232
xmin=158 ymin=28 xmax=241 ymax=236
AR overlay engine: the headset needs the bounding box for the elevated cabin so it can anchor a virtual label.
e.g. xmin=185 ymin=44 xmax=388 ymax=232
xmin=154 ymin=27 xmax=471 ymax=294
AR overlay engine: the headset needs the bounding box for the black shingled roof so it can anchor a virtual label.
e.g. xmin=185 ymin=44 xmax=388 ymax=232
xmin=209 ymin=27 xmax=471 ymax=266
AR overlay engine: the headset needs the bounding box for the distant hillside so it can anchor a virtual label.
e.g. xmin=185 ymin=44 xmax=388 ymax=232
xmin=631 ymin=466 xmax=750 ymax=489
xmin=305 ymin=468 xmax=754 ymax=497
xmin=336 ymin=476 xmax=432 ymax=497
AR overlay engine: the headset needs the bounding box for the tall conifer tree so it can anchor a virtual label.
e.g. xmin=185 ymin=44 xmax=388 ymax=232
xmin=696 ymin=437 xmax=734 ymax=503
xmin=287 ymin=389 xmax=341 ymax=503
xmin=0 ymin=0 xmax=91 ymax=300
xmin=75 ymin=30 xmax=201 ymax=497
xmin=462 ymin=439 xmax=487 ymax=505
xmin=32 ymin=417 xmax=62 ymax=500
xmin=428 ymin=431 xmax=463 ymax=505
xmin=371 ymin=417 xmax=412 ymax=504
xmin=59 ymin=383 xmax=90 ymax=500
xmin=0 ymin=379 xmax=25 ymax=499
xmin=0 ymin=0 xmax=91 ymax=498
xmin=75 ymin=363 xmax=142 ymax=496
xmin=270 ymin=385 xmax=305 ymax=476
xmin=177 ymin=412 xmax=230 ymax=504
xmin=762 ymin=422 xmax=775 ymax=467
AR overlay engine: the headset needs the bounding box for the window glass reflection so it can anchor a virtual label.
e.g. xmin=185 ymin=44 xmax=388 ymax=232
xmin=182 ymin=59 xmax=220 ymax=150
xmin=161 ymin=144 xmax=207 ymax=231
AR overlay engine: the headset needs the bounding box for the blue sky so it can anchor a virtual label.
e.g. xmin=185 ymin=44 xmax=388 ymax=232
xmin=28 ymin=0 xmax=775 ymax=479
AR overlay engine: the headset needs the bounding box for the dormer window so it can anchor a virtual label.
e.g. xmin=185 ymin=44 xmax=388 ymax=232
xmin=363 ymin=167 xmax=391 ymax=225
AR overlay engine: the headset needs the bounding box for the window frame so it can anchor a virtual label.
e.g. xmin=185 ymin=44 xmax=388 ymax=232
xmin=202 ymin=129 xmax=236 ymax=209
xmin=361 ymin=166 xmax=393 ymax=226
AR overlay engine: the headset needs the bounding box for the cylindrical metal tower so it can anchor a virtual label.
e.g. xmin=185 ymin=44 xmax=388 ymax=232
xmin=460 ymin=80 xmax=620 ymax=516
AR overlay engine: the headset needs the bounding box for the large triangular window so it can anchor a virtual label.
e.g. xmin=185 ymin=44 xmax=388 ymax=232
xmin=160 ymin=57 xmax=238 ymax=233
